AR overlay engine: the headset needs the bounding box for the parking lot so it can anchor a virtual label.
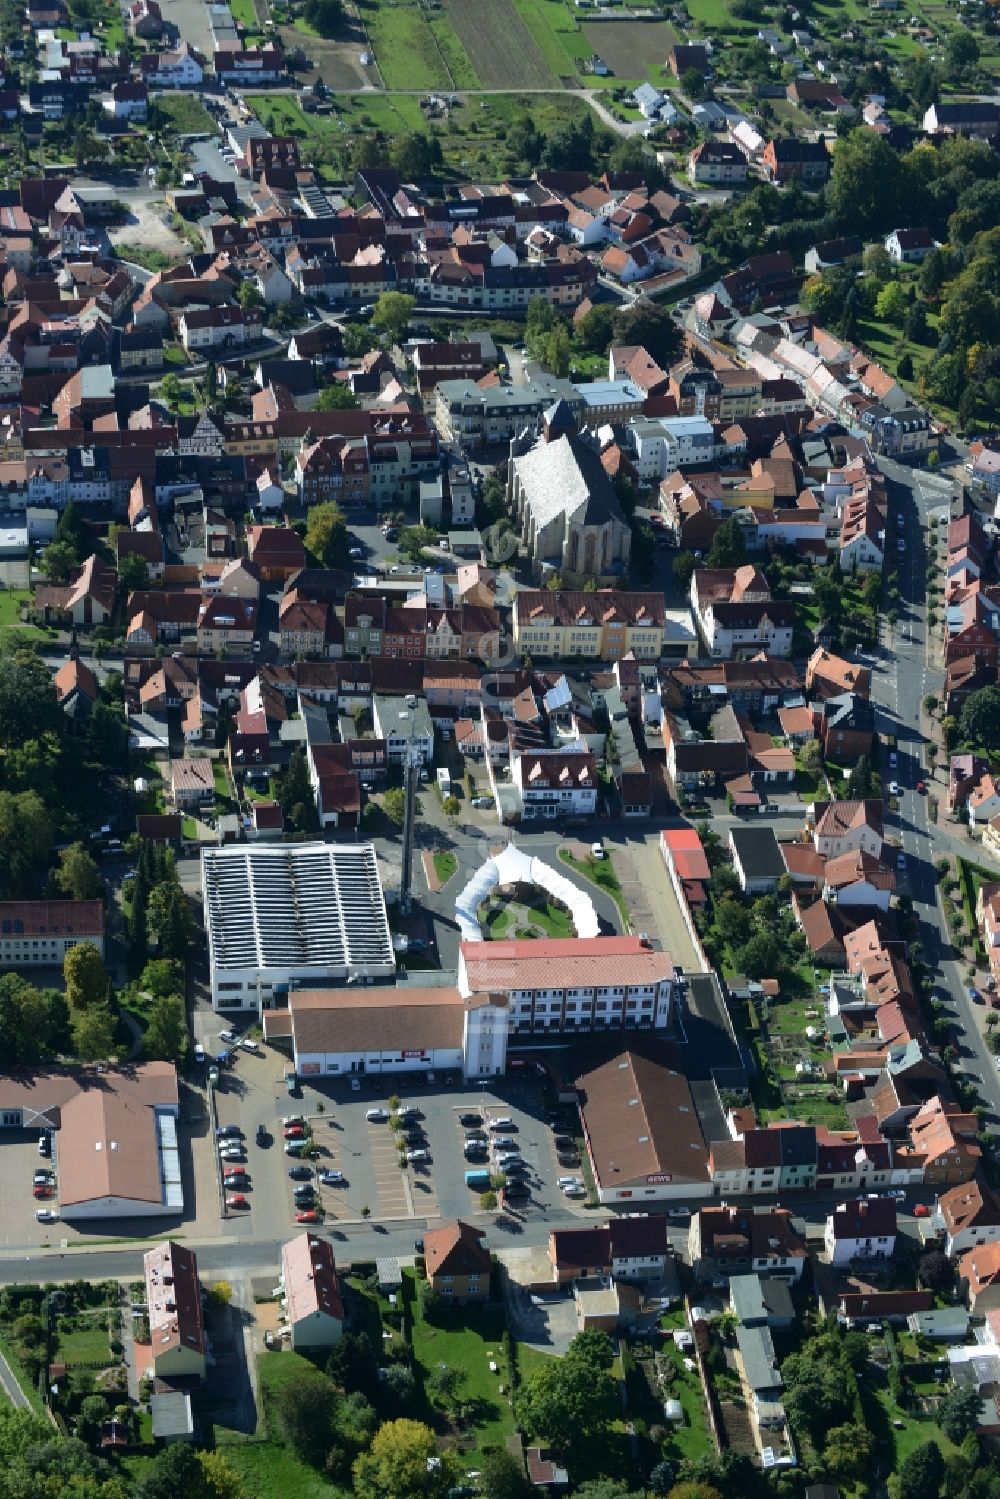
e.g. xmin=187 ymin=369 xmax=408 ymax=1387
xmin=0 ymin=1131 xmax=60 ymax=1245
xmin=204 ymin=1042 xmax=591 ymax=1237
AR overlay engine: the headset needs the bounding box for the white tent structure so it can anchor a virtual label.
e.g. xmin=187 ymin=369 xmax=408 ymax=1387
xmin=455 ymin=842 xmax=599 ymax=943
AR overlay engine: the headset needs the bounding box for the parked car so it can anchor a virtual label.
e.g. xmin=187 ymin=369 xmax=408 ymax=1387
xmin=488 ymin=1117 xmax=514 ymax=1131
xmin=885 ymin=1189 xmax=906 ymax=1201
xmin=288 ymin=1165 xmax=313 ymax=1181
xmin=591 ymin=841 xmax=605 ymax=859
xmin=366 ymin=1108 xmax=389 ymax=1122
xmin=284 ymin=1126 xmax=305 ymax=1139
xmin=406 ymin=1148 xmax=430 ymax=1163
xmin=38 ymin=1134 xmax=50 ymax=1157
xmin=219 ymin=1029 xmax=237 ymax=1044
xmin=256 ymin=1123 xmax=269 ymax=1145
xmin=193 ymin=1043 xmax=205 ymax=1064
xmin=667 ymin=1205 xmax=691 ymax=1219
xmin=35 ymin=1209 xmax=58 ymax=1223
xmin=472 ymin=796 xmax=494 ymax=810
xmin=240 ymin=1038 xmax=261 ymax=1054
xmin=889 ymin=781 xmax=900 ymax=796
xmin=458 ymin=1113 xmax=482 ymax=1128
xmin=557 ymin=1175 xmax=583 ymax=1189
xmin=295 ymin=1210 xmax=320 ymax=1223
xmin=284 ymin=1142 xmax=306 ymax=1155
xmin=216 ymin=1125 xmax=242 ymax=1139
xmin=33 ymin=1184 xmax=54 ymax=1199
xmin=563 ymin=1184 xmax=586 ymax=1198
xmin=491 ymin=1136 xmax=517 ymax=1150
xmin=33 ymin=1170 xmax=54 ymax=1185
xmin=913 ymin=1203 xmax=931 ymax=1218
xmin=503 ymin=1180 xmax=530 ymax=1199
xmin=226 ymin=1195 xmax=249 ymax=1209
xmin=319 ymin=1170 xmax=345 ymax=1185
xmin=208 ymin=1066 xmax=220 ymax=1086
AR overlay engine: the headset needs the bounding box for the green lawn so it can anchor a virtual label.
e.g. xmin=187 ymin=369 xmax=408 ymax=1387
xmin=115 ymin=244 xmax=184 ymax=272
xmin=152 ymin=93 xmax=216 ymax=136
xmin=229 ymin=0 xmax=257 ymax=26
xmin=359 ymin=0 xmax=453 ymax=89
xmin=647 ymin=1340 xmax=716 ymax=1465
xmin=0 ymin=589 xmax=51 ymax=640
xmin=404 ymin=1269 xmax=515 ymax=1467
xmin=433 ymin=850 xmax=458 ymax=884
xmin=558 ymin=848 xmax=630 ymax=931
xmin=57 ymin=1322 xmax=112 ymax=1366
xmin=210 ymin=1350 xmax=348 ymax=1499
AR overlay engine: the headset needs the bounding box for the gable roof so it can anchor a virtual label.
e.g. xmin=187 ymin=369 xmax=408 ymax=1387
xmin=423 ymin=1219 xmax=491 ymax=1279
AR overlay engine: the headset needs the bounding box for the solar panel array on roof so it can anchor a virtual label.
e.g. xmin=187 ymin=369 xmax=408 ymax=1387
xmin=202 ymin=843 xmax=394 ymax=991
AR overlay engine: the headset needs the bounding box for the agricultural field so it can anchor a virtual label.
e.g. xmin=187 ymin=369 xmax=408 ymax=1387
xmin=583 ymin=17 xmax=677 ymax=85
xmin=279 ymin=7 xmax=377 ymax=89
xmin=511 ymin=0 xmax=592 ymax=80
xmin=357 ymin=0 xmax=471 ymax=90
xmin=445 ymin=0 xmax=556 ymax=88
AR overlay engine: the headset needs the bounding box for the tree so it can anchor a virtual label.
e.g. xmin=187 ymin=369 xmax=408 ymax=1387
xmin=800 ymin=738 xmax=824 ymax=775
xmin=140 ymin=959 xmax=182 ymax=1000
xmin=39 ymin=539 xmax=78 ymax=584
xmin=707 ymin=517 xmax=746 ymax=568
xmin=144 ymin=994 xmax=188 ymax=1066
xmin=314 ymin=382 xmax=359 ymax=410
xmin=139 ymin=1441 xmax=213 ymax=1499
xmin=611 ymin=299 xmax=681 ymax=367
xmin=73 ymin=1000 xmax=117 ymax=1061
xmin=681 ymin=66 xmax=707 ymax=99
xmin=426 ymin=1362 xmax=465 ymax=1409
xmin=56 ymin=499 xmax=89 ymax=561
xmin=938 ymin=1385 xmax=983 ymax=1445
xmin=875 ymin=282 xmax=908 ymax=324
xmin=333 ymin=1390 xmax=378 ymax=1452
xmin=74 ymin=1394 xmax=108 ymax=1450
xmin=327 ymin=1330 xmax=379 ymax=1397
xmin=823 ymin=1423 xmax=875 ymax=1486
xmin=148 ymin=880 xmax=192 ymax=964
xmin=479 ymin=1449 xmax=534 ymax=1499
xmin=918 ymin=1249 xmax=955 ymax=1292
xmin=237 ymin=280 xmax=262 ymax=311
xmin=898 ymin=352 xmax=915 ymax=381
xmin=898 ymin=1440 xmax=944 ymax=1499
xmin=198 ymin=1450 xmax=246 ymax=1499
xmin=715 ymin=897 xmax=752 ymax=950
xmin=567 ymin=1329 xmax=615 ymax=1372
xmin=304 ymin=500 xmax=349 ymax=568
xmin=85 ymin=700 xmax=128 ymax=764
xmin=278 ymin=748 xmax=318 ymax=831
xmin=863 ymin=243 xmax=894 ymax=284
xmin=54 ymin=842 xmax=102 ymax=902
xmin=667 ymin=1486 xmax=723 ymax=1499
xmin=383 ymin=787 xmax=406 ymax=826
xmin=648 ymin=1463 xmax=676 ymax=1497
xmin=904 ymin=300 xmax=929 ymax=343
xmin=379 ymin=1362 xmax=417 ymax=1407
xmin=117 ymin=552 xmax=149 ymax=594
xmin=397 ymin=524 xmax=438 ymax=563
xmin=302 ymin=0 xmax=344 ymax=36
xmin=353 ymin=1418 xmax=457 ymax=1499
xmin=828 ymin=129 xmax=903 ymax=232
xmin=63 ymin=942 xmax=108 ymax=1010
xmin=372 ymin=292 xmax=417 ymax=346
xmin=575 ymin=303 xmax=616 ymax=355
xmin=672 ymin=552 xmax=697 ymax=593
xmin=390 ymin=133 xmax=442 ymax=182
xmin=514 ymin=1345 xmax=617 ymax=1454
xmin=544 ymin=322 xmax=571 ymax=378
xmin=0 ymin=790 xmax=54 ymax=895
xmin=945 ymin=31 xmax=980 ymax=77
xmin=272 ymin=1368 xmax=338 ymax=1467
xmin=344 ymin=322 xmax=377 ymax=358
xmin=960 ymin=684 xmax=1000 ymax=750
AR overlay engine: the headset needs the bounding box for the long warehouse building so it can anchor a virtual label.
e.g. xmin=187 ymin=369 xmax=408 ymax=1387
xmin=202 ymin=842 xmax=396 ymax=1010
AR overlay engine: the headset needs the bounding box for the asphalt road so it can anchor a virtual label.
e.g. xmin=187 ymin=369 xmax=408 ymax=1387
xmin=0 ymin=1345 xmax=30 ymax=1408
xmin=874 ymin=458 xmax=1000 ymax=1127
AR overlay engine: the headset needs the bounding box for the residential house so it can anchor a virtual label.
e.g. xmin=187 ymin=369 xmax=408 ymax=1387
xmin=280 ymin=1233 xmax=343 ymax=1349
xmin=54 ymin=656 xmax=99 ymax=724
xmin=902 ymin=1096 xmax=982 ymax=1186
xmin=812 ymin=801 xmax=884 ymax=860
xmin=939 ymin=1181 xmax=1000 ymax=1257
xmin=144 ymin=1241 xmax=206 ymax=1379
xmin=688 ymin=1205 xmax=808 ymax=1283
xmin=422 ymin=1220 xmax=491 ymax=1302
xmin=247 ymin=525 xmax=306 ymax=582
xmin=511 ymin=748 xmax=598 ymax=822
xmin=196 ymin=596 xmax=257 ymax=655
xmin=730 ymin=826 xmax=785 ymax=894
xmin=512 ymin=590 xmax=666 ymax=661
xmin=689 ymin=140 xmax=748 ymax=186
xmin=279 ymin=591 xmax=330 ymax=657
xmin=168 ymin=757 xmax=214 ymax=811
xmin=885 ymin=228 xmax=935 ymax=263
xmin=815 ymin=692 xmax=876 ymax=763
xmin=762 ymin=138 xmax=830 ymax=184
xmin=822 ymin=850 xmax=895 ymax=910
xmin=690 ymin=566 xmax=794 ymax=659
xmin=179 ymin=307 xmax=246 ymax=353
xmin=548 ymin=1217 xmax=671 ymax=1286
xmin=824 ymin=1197 xmax=897 ymax=1265
xmin=806 ymin=647 xmax=871 ymax=702
xmin=960 ymin=1243 xmax=1000 ymax=1313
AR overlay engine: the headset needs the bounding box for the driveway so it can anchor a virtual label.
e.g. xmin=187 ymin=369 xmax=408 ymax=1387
xmin=503 ymin=1279 xmax=576 ymax=1357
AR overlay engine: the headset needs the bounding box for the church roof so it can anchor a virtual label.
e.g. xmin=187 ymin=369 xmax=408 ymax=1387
xmin=513 ymin=433 xmax=627 ymax=531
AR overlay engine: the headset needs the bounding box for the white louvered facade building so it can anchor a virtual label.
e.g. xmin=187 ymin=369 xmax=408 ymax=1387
xmin=202 ymin=843 xmax=396 ymax=1009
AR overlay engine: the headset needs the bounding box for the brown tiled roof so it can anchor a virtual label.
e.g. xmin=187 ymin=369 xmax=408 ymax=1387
xmin=424 ymin=1219 xmax=491 ymax=1279
xmin=288 ymin=986 xmax=503 ymax=1055
xmin=460 ymin=937 xmax=672 ymax=994
xmin=0 ymin=899 xmax=103 ymax=940
xmin=939 ymin=1180 xmax=1000 ymax=1238
xmin=577 ymin=1050 xmax=709 ymax=1189
xmin=144 ymin=1240 xmax=204 ymax=1358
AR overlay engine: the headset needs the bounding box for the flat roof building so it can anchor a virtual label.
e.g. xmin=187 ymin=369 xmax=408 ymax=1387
xmin=202 ymin=843 xmax=395 ymax=1009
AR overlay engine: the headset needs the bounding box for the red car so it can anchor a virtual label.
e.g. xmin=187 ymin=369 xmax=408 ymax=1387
xmin=226 ymin=1194 xmax=249 ymax=1209
xmin=913 ymin=1203 xmax=931 ymax=1218
xmin=32 ymin=1185 xmax=54 ymax=1199
xmin=295 ymin=1209 xmax=319 ymax=1223
xmin=916 ymin=780 xmax=927 ymax=793
xmin=283 ymin=1126 xmax=305 ymax=1139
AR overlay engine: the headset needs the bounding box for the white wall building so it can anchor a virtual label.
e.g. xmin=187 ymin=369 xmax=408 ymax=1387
xmin=824 ymin=1197 xmax=897 ymax=1265
xmin=201 ymin=843 xmax=395 ymax=1010
xmin=265 ymin=985 xmax=509 ymax=1079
